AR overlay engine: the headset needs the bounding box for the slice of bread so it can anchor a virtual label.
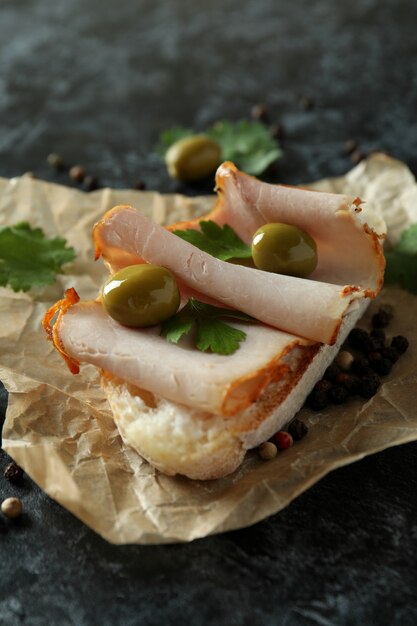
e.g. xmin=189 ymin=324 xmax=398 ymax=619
xmin=102 ymin=299 xmax=369 ymax=480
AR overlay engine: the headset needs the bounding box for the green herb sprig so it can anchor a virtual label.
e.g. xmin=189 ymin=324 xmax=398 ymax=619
xmin=385 ymin=224 xmax=417 ymax=294
xmin=160 ymin=298 xmax=254 ymax=355
xmin=171 ymin=220 xmax=252 ymax=261
xmin=0 ymin=222 xmax=76 ymax=292
xmin=157 ymin=120 xmax=281 ymax=177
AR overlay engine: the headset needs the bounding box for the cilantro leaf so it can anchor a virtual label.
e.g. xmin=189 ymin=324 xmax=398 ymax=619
xmin=385 ymin=224 xmax=417 ymax=294
xmin=0 ymin=222 xmax=76 ymax=292
xmin=156 ymin=126 xmax=194 ymax=157
xmin=156 ymin=120 xmax=282 ymax=176
xmin=160 ymin=298 xmax=254 ymax=355
xmin=207 ymin=120 xmax=281 ymax=175
xmin=171 ymin=220 xmax=252 ymax=261
xmin=159 ymin=307 xmax=193 ymax=344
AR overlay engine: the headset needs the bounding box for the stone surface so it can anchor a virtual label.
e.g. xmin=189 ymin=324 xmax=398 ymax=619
xmin=1 ymin=0 xmax=417 ymax=624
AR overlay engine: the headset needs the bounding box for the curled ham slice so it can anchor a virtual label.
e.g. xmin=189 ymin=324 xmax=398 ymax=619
xmin=49 ymin=290 xmax=316 ymax=416
xmin=94 ymin=210 xmax=364 ymax=345
xmin=93 ymin=163 xmax=385 ymax=344
xmin=174 ymin=162 xmax=386 ymax=292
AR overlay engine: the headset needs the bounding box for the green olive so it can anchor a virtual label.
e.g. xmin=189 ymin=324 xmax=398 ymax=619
xmin=102 ymin=264 xmax=180 ymax=327
xmin=251 ymin=223 xmax=318 ymax=277
xmin=165 ymin=134 xmax=221 ymax=182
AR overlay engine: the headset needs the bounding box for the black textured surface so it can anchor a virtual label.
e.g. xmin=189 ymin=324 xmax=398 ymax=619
xmin=1 ymin=1 xmax=417 ymax=624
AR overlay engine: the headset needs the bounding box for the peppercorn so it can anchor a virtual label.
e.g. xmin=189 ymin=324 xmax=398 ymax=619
xmin=372 ymin=310 xmax=391 ymax=329
xmin=380 ymin=346 xmax=400 ymax=363
xmin=335 ymin=350 xmax=354 ymax=371
xmin=314 ymin=379 xmax=333 ymax=393
xmin=251 ymin=103 xmax=269 ymax=122
xmin=269 ymin=123 xmax=285 ymax=140
xmin=133 ymin=180 xmax=146 ymax=191
xmin=351 ymin=149 xmax=366 ymax=164
xmin=371 ymin=357 xmax=393 ymax=376
xmin=358 ymin=373 xmax=380 ymax=399
xmin=348 ymin=328 xmax=373 ymax=353
xmin=274 ymin=431 xmax=294 ymax=450
xmin=370 ymin=336 xmax=386 ymax=352
xmin=299 ymin=95 xmax=315 ymax=110
xmin=288 ymin=418 xmax=309 ymax=441
xmin=307 ymin=389 xmax=329 ymax=411
xmin=334 ymin=372 xmax=350 ymax=386
xmin=1 ymin=497 xmax=22 ymax=519
xmin=343 ymin=374 xmax=361 ymax=395
xmin=368 ymin=351 xmax=383 ymax=366
xmin=3 ymin=461 xmax=23 ymax=483
xmin=370 ymin=328 xmax=386 ymax=342
xmin=323 ymin=363 xmax=341 ymax=381
xmin=343 ymin=139 xmax=358 ymax=155
xmin=47 ymin=152 xmax=66 ymax=170
xmin=258 ymin=441 xmax=277 ymax=460
xmin=391 ymin=335 xmax=409 ymax=354
xmin=352 ymin=355 xmax=372 ymax=376
xmin=84 ymin=175 xmax=99 ymax=191
xmin=329 ymin=385 xmax=349 ymax=405
xmin=69 ymin=165 xmax=86 ymax=183
xmin=380 ymin=303 xmax=394 ymax=317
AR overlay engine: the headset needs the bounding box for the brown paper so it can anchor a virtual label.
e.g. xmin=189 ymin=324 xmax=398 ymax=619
xmin=1 ymin=153 xmax=416 ymax=544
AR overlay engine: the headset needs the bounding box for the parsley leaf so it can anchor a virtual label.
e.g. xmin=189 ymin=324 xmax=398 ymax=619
xmin=156 ymin=126 xmax=193 ymax=157
xmin=385 ymin=224 xmax=417 ymax=294
xmin=208 ymin=120 xmax=281 ymax=176
xmin=0 ymin=222 xmax=76 ymax=292
xmin=160 ymin=298 xmax=254 ymax=355
xmin=157 ymin=120 xmax=282 ymax=176
xmin=171 ymin=220 xmax=252 ymax=261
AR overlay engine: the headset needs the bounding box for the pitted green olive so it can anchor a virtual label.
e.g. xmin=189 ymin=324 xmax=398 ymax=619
xmin=251 ymin=223 xmax=318 ymax=277
xmin=165 ymin=134 xmax=221 ymax=182
xmin=102 ymin=264 xmax=180 ymax=327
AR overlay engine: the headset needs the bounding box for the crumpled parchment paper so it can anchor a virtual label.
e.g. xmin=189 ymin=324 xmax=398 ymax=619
xmin=1 ymin=153 xmax=416 ymax=544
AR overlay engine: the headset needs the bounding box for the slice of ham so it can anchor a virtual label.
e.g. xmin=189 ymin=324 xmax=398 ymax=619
xmin=94 ymin=204 xmax=373 ymax=344
xmin=46 ymin=289 xmax=316 ymax=417
xmin=173 ymin=162 xmax=386 ymax=291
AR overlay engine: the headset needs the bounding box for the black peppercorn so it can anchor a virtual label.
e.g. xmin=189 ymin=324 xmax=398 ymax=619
xmin=3 ymin=461 xmax=23 ymax=483
xmin=335 ymin=372 xmax=350 ymax=386
xmin=372 ymin=358 xmax=393 ymax=376
xmin=133 ymin=180 xmax=146 ymax=191
xmin=343 ymin=374 xmax=361 ymax=395
xmin=348 ymin=328 xmax=373 ymax=353
xmin=307 ymin=389 xmax=329 ymax=411
xmin=358 ymin=373 xmax=381 ymax=399
xmin=323 ymin=363 xmax=341 ymax=381
xmin=391 ymin=335 xmax=409 ymax=354
xmin=370 ymin=328 xmax=386 ymax=341
xmin=329 ymin=385 xmax=349 ymax=405
xmin=343 ymin=139 xmax=358 ymax=155
xmin=380 ymin=346 xmax=400 ymax=363
xmin=368 ymin=351 xmax=383 ymax=365
xmin=314 ymin=379 xmax=333 ymax=393
xmin=84 ymin=175 xmax=99 ymax=191
xmin=379 ymin=304 xmax=394 ymax=318
xmin=372 ymin=310 xmax=391 ymax=329
xmin=371 ymin=337 xmax=386 ymax=352
xmin=352 ymin=355 xmax=372 ymax=376
xmin=269 ymin=123 xmax=285 ymax=140
xmin=351 ymin=149 xmax=366 ymax=164
xmin=288 ymin=419 xmax=308 ymax=441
